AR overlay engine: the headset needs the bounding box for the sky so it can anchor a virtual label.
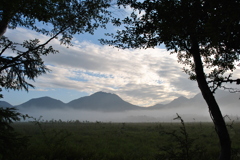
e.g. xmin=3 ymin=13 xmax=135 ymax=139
xmin=1 ymin=7 xmax=240 ymax=107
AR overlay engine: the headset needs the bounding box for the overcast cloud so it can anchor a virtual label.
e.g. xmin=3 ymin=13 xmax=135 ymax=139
xmin=3 ymin=27 xmax=240 ymax=107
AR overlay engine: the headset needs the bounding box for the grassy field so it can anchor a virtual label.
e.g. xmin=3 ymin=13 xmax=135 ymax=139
xmin=4 ymin=118 xmax=240 ymax=160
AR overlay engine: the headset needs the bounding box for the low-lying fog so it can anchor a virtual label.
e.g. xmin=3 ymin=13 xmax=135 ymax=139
xmin=18 ymin=105 xmax=239 ymax=123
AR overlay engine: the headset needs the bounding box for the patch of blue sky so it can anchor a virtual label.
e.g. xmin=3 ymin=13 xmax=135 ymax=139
xmin=73 ymin=21 xmax=119 ymax=45
xmin=84 ymin=71 xmax=114 ymax=79
xmin=68 ymin=76 xmax=88 ymax=82
xmin=155 ymin=80 xmax=163 ymax=84
xmin=1 ymin=88 xmax=89 ymax=105
xmin=68 ymin=70 xmax=114 ymax=82
xmin=108 ymin=86 xmax=121 ymax=90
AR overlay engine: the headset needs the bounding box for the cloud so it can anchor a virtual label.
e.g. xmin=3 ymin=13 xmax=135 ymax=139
xmin=36 ymin=41 xmax=198 ymax=106
xmin=4 ymin=27 xmax=240 ymax=107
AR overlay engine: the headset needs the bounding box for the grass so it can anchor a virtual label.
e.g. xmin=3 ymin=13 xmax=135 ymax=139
xmin=4 ymin=118 xmax=240 ymax=160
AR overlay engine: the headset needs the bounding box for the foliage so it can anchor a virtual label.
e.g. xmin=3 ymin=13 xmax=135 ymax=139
xmin=156 ymin=114 xmax=208 ymax=160
xmin=102 ymin=0 xmax=240 ymax=88
xmin=0 ymin=0 xmax=112 ymax=95
xmin=0 ymin=36 xmax=54 ymax=92
xmin=0 ymin=107 xmax=29 ymax=160
xmin=0 ymin=0 xmax=112 ymax=38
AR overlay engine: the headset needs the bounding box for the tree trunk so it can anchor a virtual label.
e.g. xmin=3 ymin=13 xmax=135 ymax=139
xmin=191 ymin=40 xmax=231 ymax=160
xmin=0 ymin=20 xmax=8 ymax=38
xmin=0 ymin=8 xmax=15 ymax=38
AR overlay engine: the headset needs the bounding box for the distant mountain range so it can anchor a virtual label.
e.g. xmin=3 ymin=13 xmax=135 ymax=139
xmin=0 ymin=90 xmax=239 ymax=112
xmin=152 ymin=90 xmax=239 ymax=110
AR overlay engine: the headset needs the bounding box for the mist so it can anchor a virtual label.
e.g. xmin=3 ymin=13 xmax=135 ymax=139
xmin=18 ymin=104 xmax=239 ymax=123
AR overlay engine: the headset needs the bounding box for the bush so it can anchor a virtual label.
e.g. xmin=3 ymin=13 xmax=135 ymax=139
xmin=0 ymin=107 xmax=29 ymax=160
xmin=156 ymin=114 xmax=210 ymax=160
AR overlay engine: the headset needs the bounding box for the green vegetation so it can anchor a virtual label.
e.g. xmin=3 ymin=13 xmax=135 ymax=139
xmin=2 ymin=116 xmax=239 ymax=160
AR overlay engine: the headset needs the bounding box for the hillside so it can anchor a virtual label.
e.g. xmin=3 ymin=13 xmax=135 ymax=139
xmin=67 ymin=91 xmax=141 ymax=111
xmin=150 ymin=90 xmax=239 ymax=110
xmin=0 ymin=101 xmax=13 ymax=108
xmin=17 ymin=96 xmax=66 ymax=109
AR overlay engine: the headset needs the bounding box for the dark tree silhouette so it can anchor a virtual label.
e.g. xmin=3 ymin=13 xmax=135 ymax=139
xmin=101 ymin=0 xmax=240 ymax=159
xmin=0 ymin=0 xmax=111 ymax=95
xmin=0 ymin=0 xmax=112 ymax=158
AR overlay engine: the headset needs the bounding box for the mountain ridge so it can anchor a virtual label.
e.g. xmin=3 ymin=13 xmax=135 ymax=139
xmin=1 ymin=90 xmax=239 ymax=112
xmin=67 ymin=91 xmax=140 ymax=111
xmin=16 ymin=96 xmax=66 ymax=109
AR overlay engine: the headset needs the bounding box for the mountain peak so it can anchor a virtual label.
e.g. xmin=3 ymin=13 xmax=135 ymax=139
xmin=17 ymin=96 xmax=65 ymax=109
xmin=68 ymin=91 xmax=139 ymax=111
xmin=32 ymin=96 xmax=55 ymax=100
xmin=176 ymin=96 xmax=188 ymax=100
xmin=164 ymin=95 xmax=189 ymax=108
xmin=92 ymin=91 xmax=116 ymax=96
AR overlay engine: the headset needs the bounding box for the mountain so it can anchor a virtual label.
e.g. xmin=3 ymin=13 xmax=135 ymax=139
xmin=150 ymin=90 xmax=239 ymax=110
xmin=67 ymin=91 xmax=141 ymax=111
xmin=149 ymin=96 xmax=189 ymax=109
xmin=186 ymin=90 xmax=239 ymax=109
xmin=0 ymin=101 xmax=13 ymax=108
xmin=165 ymin=96 xmax=189 ymax=108
xmin=214 ymin=90 xmax=240 ymax=107
xmin=17 ymin=96 xmax=66 ymax=109
xmin=148 ymin=103 xmax=165 ymax=109
xmin=4 ymin=90 xmax=239 ymax=112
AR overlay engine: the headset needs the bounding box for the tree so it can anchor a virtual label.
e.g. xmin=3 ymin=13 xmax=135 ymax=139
xmin=101 ymin=0 xmax=240 ymax=159
xmin=0 ymin=0 xmax=111 ymax=158
xmin=0 ymin=0 xmax=111 ymax=95
xmin=0 ymin=107 xmax=29 ymax=159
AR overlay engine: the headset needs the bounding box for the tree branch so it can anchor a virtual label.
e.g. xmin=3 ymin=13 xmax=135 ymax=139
xmin=208 ymin=78 xmax=240 ymax=85
xmin=0 ymin=41 xmax=12 ymax=56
